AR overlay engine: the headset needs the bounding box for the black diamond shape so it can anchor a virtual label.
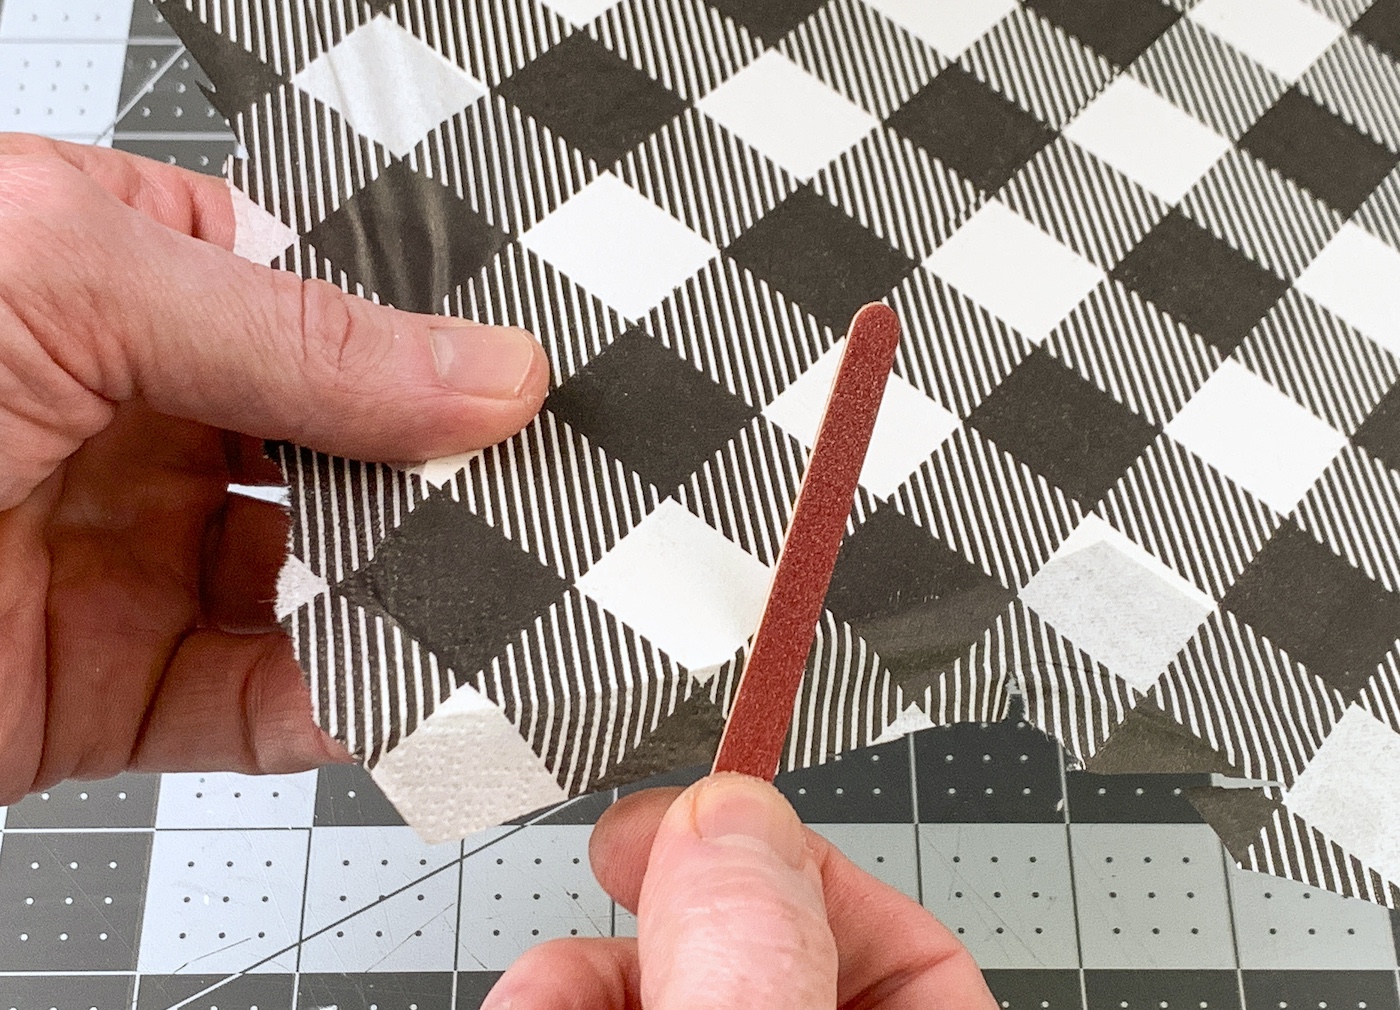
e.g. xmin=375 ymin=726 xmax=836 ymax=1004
xmin=1355 ymin=0 xmax=1400 ymax=64
xmin=496 ymin=32 xmax=689 ymax=167
xmin=1354 ymin=380 xmax=1400 ymax=474
xmin=887 ymin=66 xmax=1057 ymax=193
xmin=304 ymin=161 xmax=508 ymax=314
xmin=1111 ymin=210 xmax=1289 ymax=356
xmin=705 ymin=0 xmax=828 ymax=42
xmin=724 ymin=187 xmax=917 ymax=331
xmin=545 ymin=328 xmax=758 ymax=490
xmin=825 ymin=508 xmax=1017 ymax=686
xmin=157 ymin=1 xmax=286 ymax=119
xmin=966 ymin=349 xmax=1158 ymax=506
xmin=1025 ymin=0 xmax=1180 ymax=67
xmin=1222 ymin=522 xmax=1400 ymax=700
xmin=338 ymin=492 xmax=569 ymax=680
xmin=1239 ymin=88 xmax=1399 ymax=216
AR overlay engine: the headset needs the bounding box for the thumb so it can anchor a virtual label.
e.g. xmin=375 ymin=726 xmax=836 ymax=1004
xmin=0 ymin=153 xmax=547 ymax=502
xmin=637 ymin=774 xmax=838 ymax=1010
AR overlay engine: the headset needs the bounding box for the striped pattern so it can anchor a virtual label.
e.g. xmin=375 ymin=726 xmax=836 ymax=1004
xmin=451 ymin=243 xmax=627 ymax=387
xmin=898 ymin=426 xmax=1084 ymax=590
xmin=1300 ymin=32 xmax=1400 ymax=154
xmin=590 ymin=0 xmax=762 ymax=101
xmin=1182 ymin=149 xmax=1343 ymax=280
xmin=782 ymin=613 xmax=900 ymax=769
xmin=778 ymin=0 xmax=941 ymax=119
xmin=961 ymin=5 xmax=1114 ymax=130
xmin=902 ymin=615 xmax=1017 ymax=731
xmin=814 ymin=126 xmax=982 ymax=261
xmin=1359 ymin=648 xmax=1400 ymax=735
xmin=410 ymin=95 xmax=596 ymax=238
xmin=1303 ymin=0 xmax=1373 ymax=24
xmin=456 ymin=412 xmax=661 ymax=582
xmin=230 ymin=84 xmax=392 ymax=233
xmin=471 ymin=589 xmax=689 ymax=794
xmin=1002 ymin=136 xmax=1170 ymax=270
xmin=676 ymin=417 xmax=807 ymax=567
xmin=617 ymin=108 xmax=795 ymax=248
xmin=188 ymin=0 xmax=373 ymax=74
xmin=1235 ymin=289 xmax=1400 ymax=435
xmin=1296 ymin=445 xmax=1400 ymax=596
xmin=393 ymin=0 xmax=570 ymax=89
xmin=276 ymin=445 xmax=424 ymax=584
xmin=1131 ymin=19 xmax=1288 ymax=140
xmin=1045 ymin=279 xmax=1221 ymax=427
xmin=1152 ymin=611 xmax=1345 ymax=785
xmin=1010 ymin=603 xmax=1139 ymax=764
xmin=643 ymin=257 xmax=831 ymax=408
xmin=1245 ymin=807 xmax=1400 ymax=907
xmin=288 ymin=593 xmax=451 ymax=765
xmin=1098 ymin=435 xmax=1281 ymax=599
xmin=887 ymin=268 xmax=1030 ymax=419
xmin=1355 ymin=166 xmax=1400 ymax=254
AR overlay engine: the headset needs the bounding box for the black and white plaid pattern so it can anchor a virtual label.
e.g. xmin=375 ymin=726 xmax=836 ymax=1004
xmin=161 ymin=0 xmax=1400 ymax=900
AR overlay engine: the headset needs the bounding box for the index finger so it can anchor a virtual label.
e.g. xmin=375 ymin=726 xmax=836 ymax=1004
xmin=0 ymin=133 xmax=235 ymax=247
xmin=589 ymin=786 xmax=996 ymax=1010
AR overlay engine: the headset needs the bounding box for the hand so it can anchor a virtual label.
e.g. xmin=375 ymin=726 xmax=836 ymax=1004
xmin=484 ymin=774 xmax=996 ymax=1010
xmin=0 ymin=134 xmax=549 ymax=803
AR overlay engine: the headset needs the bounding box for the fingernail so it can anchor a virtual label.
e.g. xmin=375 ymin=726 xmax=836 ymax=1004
xmin=691 ymin=774 xmax=809 ymax=870
xmin=429 ymin=322 xmax=539 ymax=399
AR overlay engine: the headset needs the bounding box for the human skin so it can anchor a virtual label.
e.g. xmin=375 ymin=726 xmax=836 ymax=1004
xmin=0 ymin=134 xmax=995 ymax=1010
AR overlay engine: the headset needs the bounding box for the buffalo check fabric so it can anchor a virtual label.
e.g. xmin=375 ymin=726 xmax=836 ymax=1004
xmin=162 ymin=0 xmax=1400 ymax=900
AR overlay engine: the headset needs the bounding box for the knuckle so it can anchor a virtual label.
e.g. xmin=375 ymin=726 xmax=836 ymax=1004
xmin=294 ymin=277 xmax=387 ymax=387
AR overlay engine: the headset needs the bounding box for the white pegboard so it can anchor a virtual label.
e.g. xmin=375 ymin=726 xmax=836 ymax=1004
xmin=457 ymin=826 xmax=612 ymax=971
xmin=1071 ymin=824 xmax=1237 ymax=971
xmin=812 ymin=823 xmax=920 ymax=901
xmin=1229 ymin=861 xmax=1399 ymax=970
xmin=0 ymin=0 xmax=134 ymax=40
xmin=0 ymin=39 xmax=127 ymax=142
xmin=154 ymin=771 xmax=317 ymax=830
xmin=299 ymin=826 xmax=462 ymax=973
xmin=921 ymin=823 xmax=1081 ymax=970
xmin=137 ymin=828 xmax=309 ymax=975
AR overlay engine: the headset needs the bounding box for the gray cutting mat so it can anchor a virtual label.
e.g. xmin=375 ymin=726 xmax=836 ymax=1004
xmin=4 ymin=2 xmax=1400 ymax=1008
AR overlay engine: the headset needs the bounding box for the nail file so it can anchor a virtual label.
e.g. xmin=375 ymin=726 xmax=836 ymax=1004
xmin=712 ymin=303 xmax=902 ymax=780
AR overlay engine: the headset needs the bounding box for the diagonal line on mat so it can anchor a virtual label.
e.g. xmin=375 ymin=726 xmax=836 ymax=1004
xmin=95 ymin=43 xmax=187 ymax=145
xmin=161 ymin=795 xmax=594 ymax=1010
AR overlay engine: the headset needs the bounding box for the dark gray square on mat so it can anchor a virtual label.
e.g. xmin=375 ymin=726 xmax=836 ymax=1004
xmin=0 ymin=832 xmax=151 ymax=971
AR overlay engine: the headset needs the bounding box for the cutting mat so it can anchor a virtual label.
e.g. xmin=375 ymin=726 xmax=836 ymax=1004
xmin=4 ymin=2 xmax=1400 ymax=1008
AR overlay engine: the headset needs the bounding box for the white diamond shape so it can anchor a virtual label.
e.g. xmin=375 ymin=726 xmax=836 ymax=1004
xmin=1284 ymin=706 xmax=1400 ymax=889
xmin=541 ymin=0 xmax=622 ymax=27
xmin=520 ymin=175 xmax=718 ymax=318
xmin=696 ymin=51 xmax=878 ymax=180
xmin=575 ymin=499 xmax=771 ymax=670
xmin=408 ymin=449 xmax=484 ymax=490
xmin=862 ymin=0 xmax=1016 ymax=57
xmin=1165 ymin=360 xmax=1345 ymax=514
xmin=764 ymin=341 xmax=959 ymax=499
xmin=1189 ymin=0 xmax=1342 ymax=81
xmin=230 ymin=183 xmax=298 ymax=265
xmin=923 ymin=201 xmax=1105 ymax=343
xmin=1019 ymin=515 xmax=1213 ymax=692
xmin=1064 ymin=77 xmax=1230 ymax=204
xmin=290 ymin=17 xmax=486 ymax=158
xmin=1296 ymin=223 xmax=1400 ymax=357
xmin=372 ymin=682 xmax=568 ymax=844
